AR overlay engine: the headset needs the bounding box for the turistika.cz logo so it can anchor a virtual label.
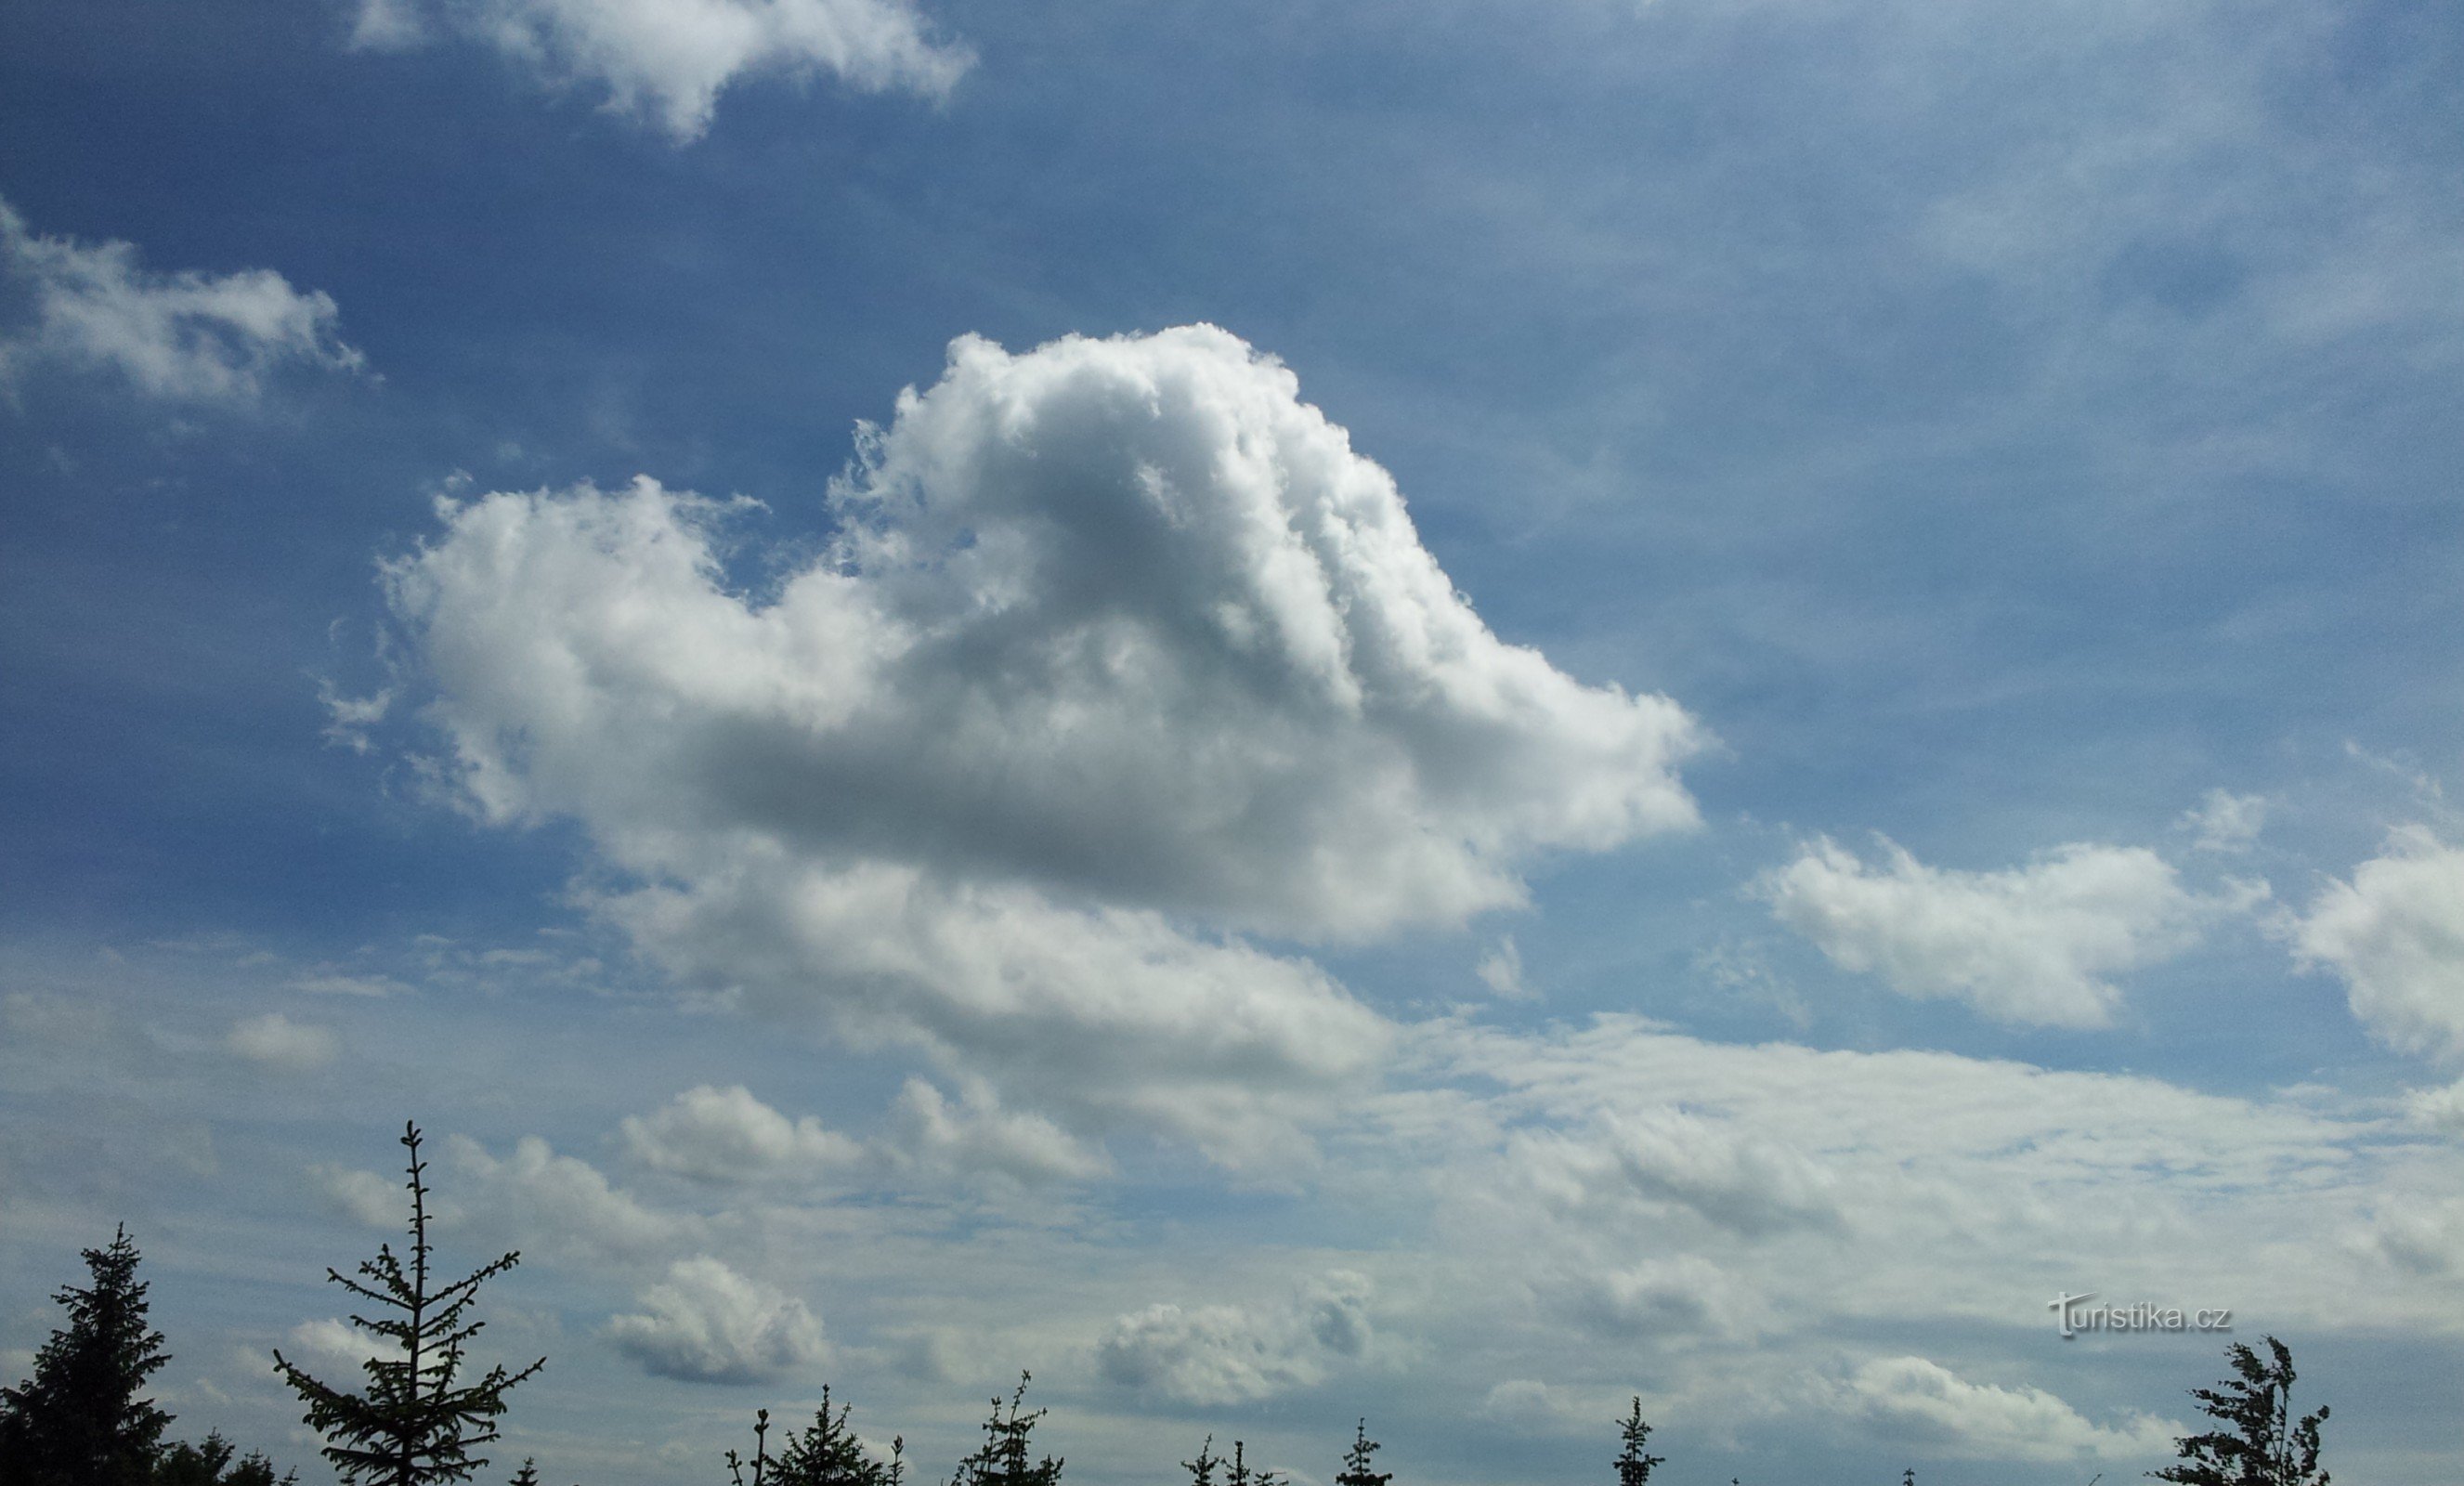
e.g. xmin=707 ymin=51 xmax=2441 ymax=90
xmin=2049 ymin=1291 xmax=2233 ymax=1338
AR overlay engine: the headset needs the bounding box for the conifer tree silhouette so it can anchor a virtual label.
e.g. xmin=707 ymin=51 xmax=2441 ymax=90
xmin=948 ymin=1374 xmax=1061 ymax=1486
xmin=272 ymin=1122 xmax=545 ymax=1486
xmin=1224 ymin=1440 xmax=1284 ymax=1486
xmin=0 ymin=1225 xmax=174 ymax=1486
xmin=2152 ymin=1336 xmax=2327 ymax=1486
xmin=1332 ymin=1420 xmax=1388 ymax=1486
xmin=774 ymin=1385 xmax=904 ymax=1486
xmin=153 ymin=1429 xmax=297 ymax=1486
xmin=727 ymin=1409 xmax=775 ymax=1486
xmin=1182 ymin=1435 xmax=1222 ymax=1486
xmin=1611 ymin=1399 xmax=1662 ymax=1486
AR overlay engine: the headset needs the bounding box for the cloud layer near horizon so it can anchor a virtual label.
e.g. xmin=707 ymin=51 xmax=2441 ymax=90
xmin=386 ymin=325 xmax=1703 ymax=1161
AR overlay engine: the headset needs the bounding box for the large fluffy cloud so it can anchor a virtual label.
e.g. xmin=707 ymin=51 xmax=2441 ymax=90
xmin=349 ymin=0 xmax=971 ymax=140
xmin=622 ymin=1083 xmax=863 ymax=1183
xmin=388 ymin=326 xmax=1703 ymax=1158
xmin=2293 ymin=827 xmax=2464 ymax=1061
xmin=0 ymin=197 xmax=362 ymax=403
xmin=1096 ymin=1271 xmax=1375 ymax=1405
xmin=1761 ymin=837 xmax=2242 ymax=1027
xmin=605 ymin=1256 xmax=826 ymax=1383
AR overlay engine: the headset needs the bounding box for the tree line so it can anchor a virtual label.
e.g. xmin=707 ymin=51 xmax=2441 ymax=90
xmin=1 ymin=1123 xmax=2332 ymax=1486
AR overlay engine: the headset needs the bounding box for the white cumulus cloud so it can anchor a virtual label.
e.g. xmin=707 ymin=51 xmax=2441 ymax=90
xmin=605 ymin=1256 xmax=825 ymax=1383
xmin=349 ymin=0 xmax=971 ymax=140
xmin=1761 ymin=836 xmax=2241 ymax=1027
xmin=225 ymin=1012 xmax=340 ymax=1070
xmin=387 ymin=325 xmax=1702 ymax=1162
xmin=1821 ymin=1356 xmax=2179 ymax=1462
xmin=0 ymin=197 xmax=362 ymax=404
xmin=2407 ymin=1077 xmax=2464 ymax=1135
xmin=1097 ymin=1270 xmax=1374 ymax=1405
xmin=621 ymin=1079 xmax=1105 ymax=1188
xmin=1476 ymin=934 xmax=1535 ymax=1001
xmin=285 ymin=1317 xmax=403 ymax=1368
xmin=449 ymin=1134 xmax=694 ymax=1265
xmin=1508 ymin=1108 xmax=1840 ymax=1239
xmin=2180 ymin=789 xmax=2268 ymax=854
xmin=2293 ymin=827 xmax=2464 ymax=1061
xmin=878 ymin=1076 xmax=1111 ymax=1185
xmin=310 ymin=1163 xmax=424 ymax=1229
xmin=621 ymin=1083 xmax=863 ymax=1183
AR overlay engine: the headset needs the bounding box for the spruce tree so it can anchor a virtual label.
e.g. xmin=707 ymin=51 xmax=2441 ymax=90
xmin=1225 ymin=1440 xmax=1284 ymax=1486
xmin=0 ymin=1224 xmax=175 ymax=1486
xmin=271 ymin=1122 xmax=546 ymax=1486
xmin=2152 ymin=1336 xmax=2328 ymax=1486
xmin=1332 ymin=1421 xmax=1388 ymax=1486
xmin=1611 ymin=1399 xmax=1662 ymax=1486
xmin=948 ymin=1374 xmax=1061 ymax=1486
xmin=153 ymin=1430 xmax=297 ymax=1486
xmin=775 ymin=1386 xmax=903 ymax=1486
xmin=1181 ymin=1435 xmax=1221 ymax=1486
xmin=727 ymin=1409 xmax=775 ymax=1486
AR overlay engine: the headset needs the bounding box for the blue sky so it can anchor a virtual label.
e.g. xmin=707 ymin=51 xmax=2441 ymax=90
xmin=3 ymin=0 xmax=2461 ymax=1481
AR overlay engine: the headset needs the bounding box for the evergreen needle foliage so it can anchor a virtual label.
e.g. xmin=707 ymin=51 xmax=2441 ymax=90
xmin=0 ymin=1225 xmax=174 ymax=1486
xmin=1332 ymin=1420 xmax=1389 ymax=1486
xmin=1225 ymin=1440 xmax=1284 ymax=1486
xmin=271 ymin=1121 xmax=546 ymax=1486
xmin=775 ymin=1385 xmax=905 ymax=1486
xmin=2152 ymin=1336 xmax=2328 ymax=1486
xmin=1181 ymin=1435 xmax=1221 ymax=1486
xmin=154 ymin=1431 xmax=296 ymax=1486
xmin=726 ymin=1409 xmax=775 ymax=1486
xmin=1611 ymin=1399 xmax=1662 ymax=1486
xmin=948 ymin=1374 xmax=1062 ymax=1486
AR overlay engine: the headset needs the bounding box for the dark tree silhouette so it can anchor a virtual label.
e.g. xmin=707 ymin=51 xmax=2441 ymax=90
xmin=2152 ymin=1336 xmax=2327 ymax=1486
xmin=271 ymin=1121 xmax=545 ymax=1486
xmin=507 ymin=1462 xmax=541 ymax=1486
xmin=727 ymin=1409 xmax=775 ymax=1486
xmin=1333 ymin=1420 xmax=1389 ymax=1486
xmin=0 ymin=1224 xmax=175 ymax=1486
xmin=1181 ymin=1435 xmax=1222 ymax=1486
xmin=1225 ymin=1440 xmax=1284 ymax=1486
xmin=1612 ymin=1398 xmax=1662 ymax=1486
xmin=774 ymin=1386 xmax=904 ymax=1486
xmin=948 ymin=1373 xmax=1061 ymax=1486
xmin=153 ymin=1430 xmax=296 ymax=1486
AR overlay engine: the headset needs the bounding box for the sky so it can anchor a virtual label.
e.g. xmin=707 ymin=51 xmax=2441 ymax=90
xmin=2 ymin=0 xmax=2461 ymax=1482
